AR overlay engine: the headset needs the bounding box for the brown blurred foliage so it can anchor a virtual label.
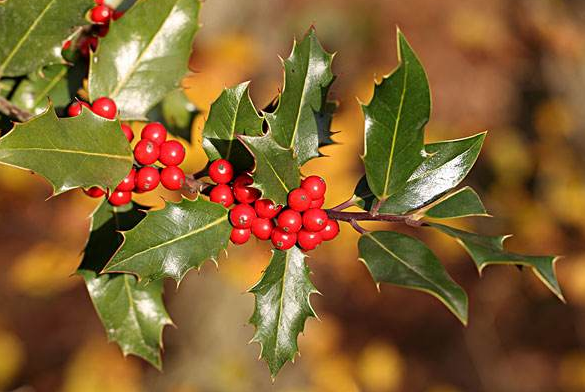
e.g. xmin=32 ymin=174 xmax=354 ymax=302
xmin=1 ymin=0 xmax=585 ymax=391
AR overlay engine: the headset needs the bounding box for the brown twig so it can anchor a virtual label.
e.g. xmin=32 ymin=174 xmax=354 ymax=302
xmin=182 ymin=174 xmax=213 ymax=194
xmin=325 ymin=209 xmax=428 ymax=233
xmin=0 ymin=96 xmax=33 ymax=122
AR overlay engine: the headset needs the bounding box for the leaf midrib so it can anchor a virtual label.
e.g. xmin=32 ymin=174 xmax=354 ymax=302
xmin=225 ymin=90 xmax=244 ymax=160
xmin=32 ymin=66 xmax=68 ymax=108
xmin=287 ymin=45 xmax=312 ymax=151
xmin=273 ymin=250 xmax=291 ymax=358
xmin=0 ymin=147 xmax=133 ymax=161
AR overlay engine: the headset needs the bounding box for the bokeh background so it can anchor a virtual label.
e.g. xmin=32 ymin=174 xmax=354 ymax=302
xmin=1 ymin=0 xmax=585 ymax=390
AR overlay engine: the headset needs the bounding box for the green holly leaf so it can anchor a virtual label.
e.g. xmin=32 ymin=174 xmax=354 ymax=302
xmin=0 ymin=106 xmax=133 ymax=195
xmin=265 ymin=28 xmax=335 ymax=166
xmin=362 ymin=30 xmax=430 ymax=201
xmin=0 ymin=79 xmax=16 ymax=98
xmin=10 ymin=65 xmax=70 ymax=115
xmin=104 ymin=197 xmax=231 ymax=284
xmin=354 ymin=132 xmax=486 ymax=214
xmin=147 ymin=89 xmax=198 ymax=143
xmin=239 ymin=132 xmax=301 ymax=206
xmin=424 ymin=187 xmax=488 ymax=219
xmin=202 ymin=82 xmax=263 ymax=171
xmin=77 ymin=200 xmax=172 ymax=369
xmin=0 ymin=0 xmax=93 ymax=78
xmin=88 ymin=0 xmax=200 ymax=119
xmin=429 ymin=223 xmax=564 ymax=301
xmin=249 ymin=247 xmax=318 ymax=378
xmin=358 ymin=231 xmax=468 ymax=324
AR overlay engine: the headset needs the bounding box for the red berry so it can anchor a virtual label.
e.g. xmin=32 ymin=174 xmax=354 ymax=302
xmin=112 ymin=10 xmax=125 ymax=20
xmin=230 ymin=228 xmax=251 ymax=245
xmin=95 ymin=0 xmax=104 ymax=5
xmin=140 ymin=122 xmax=167 ymax=145
xmin=67 ymin=101 xmax=91 ymax=117
xmin=120 ymin=124 xmax=134 ymax=142
xmin=301 ymin=175 xmax=326 ymax=200
xmin=108 ymin=190 xmax=131 ymax=206
xmin=209 ymin=184 xmax=234 ymax=207
xmin=255 ymin=199 xmax=282 ymax=219
xmin=271 ymin=228 xmax=297 ymax=250
xmin=302 ymin=208 xmax=328 ymax=232
xmin=79 ymin=36 xmax=98 ymax=57
xmin=297 ymin=229 xmax=322 ymax=251
xmin=160 ymin=166 xmax=185 ymax=190
xmin=134 ymin=139 xmax=160 ymax=165
xmin=159 ymin=140 xmax=185 ymax=166
xmin=309 ymin=197 xmax=324 ymax=209
xmin=84 ymin=186 xmax=105 ymax=198
xmin=96 ymin=23 xmax=110 ymax=37
xmin=251 ymin=218 xmax=274 ymax=240
xmin=276 ymin=209 xmax=302 ymax=233
xmin=209 ymin=159 xmax=234 ymax=184
xmin=62 ymin=40 xmax=72 ymax=50
xmin=288 ymin=188 xmax=311 ymax=212
xmin=92 ymin=97 xmax=117 ymax=119
xmin=90 ymin=5 xmax=113 ymax=24
xmin=320 ymin=219 xmax=340 ymax=241
xmin=135 ymin=167 xmax=160 ymax=192
xmin=230 ymin=204 xmax=256 ymax=229
xmin=116 ymin=168 xmax=136 ymax=192
xmin=233 ymin=174 xmax=260 ymax=204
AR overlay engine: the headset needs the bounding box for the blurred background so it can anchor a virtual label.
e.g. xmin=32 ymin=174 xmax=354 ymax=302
xmin=1 ymin=0 xmax=585 ymax=390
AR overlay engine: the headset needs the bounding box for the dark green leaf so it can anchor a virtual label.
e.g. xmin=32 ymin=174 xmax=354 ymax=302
xmin=104 ymin=197 xmax=231 ymax=283
xmin=358 ymin=231 xmax=468 ymax=324
xmin=202 ymin=82 xmax=263 ymax=171
xmin=425 ymin=187 xmax=488 ymax=219
xmin=249 ymin=247 xmax=318 ymax=378
xmin=362 ymin=30 xmax=430 ymax=200
xmin=0 ymin=0 xmax=93 ymax=78
xmin=0 ymin=79 xmax=16 ymax=98
xmin=77 ymin=201 xmax=172 ymax=369
xmin=147 ymin=89 xmax=198 ymax=143
xmin=11 ymin=65 xmax=70 ymax=115
xmin=265 ymin=28 xmax=335 ymax=165
xmin=429 ymin=223 xmax=564 ymax=301
xmin=239 ymin=133 xmax=301 ymax=206
xmin=88 ymin=0 xmax=200 ymax=119
xmin=0 ymin=106 xmax=133 ymax=195
xmin=355 ymin=132 xmax=486 ymax=214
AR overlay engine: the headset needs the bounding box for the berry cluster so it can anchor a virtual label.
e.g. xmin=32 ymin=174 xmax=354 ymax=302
xmin=72 ymin=97 xmax=187 ymax=206
xmin=207 ymin=159 xmax=340 ymax=251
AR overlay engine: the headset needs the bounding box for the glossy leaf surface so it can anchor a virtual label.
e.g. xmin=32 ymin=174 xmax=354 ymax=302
xmin=359 ymin=231 xmax=468 ymax=324
xmin=78 ymin=201 xmax=172 ymax=369
xmin=249 ymin=247 xmax=318 ymax=377
xmin=265 ymin=28 xmax=335 ymax=165
xmin=425 ymin=187 xmax=488 ymax=219
xmin=0 ymin=106 xmax=133 ymax=195
xmin=430 ymin=223 xmax=563 ymax=301
xmin=362 ymin=31 xmax=430 ymax=200
xmin=104 ymin=198 xmax=231 ymax=283
xmin=147 ymin=89 xmax=198 ymax=142
xmin=89 ymin=0 xmax=200 ymax=119
xmin=11 ymin=65 xmax=70 ymax=115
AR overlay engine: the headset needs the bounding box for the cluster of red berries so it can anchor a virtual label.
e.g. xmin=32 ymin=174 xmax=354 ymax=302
xmin=207 ymin=159 xmax=340 ymax=251
xmin=72 ymin=97 xmax=187 ymax=206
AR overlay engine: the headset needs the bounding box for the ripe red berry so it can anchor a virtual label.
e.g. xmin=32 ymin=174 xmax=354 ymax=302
xmin=209 ymin=159 xmax=234 ymax=184
xmin=96 ymin=24 xmax=110 ymax=37
xmin=255 ymin=199 xmax=282 ymax=219
xmin=320 ymin=219 xmax=340 ymax=241
xmin=116 ymin=168 xmax=136 ymax=192
xmin=301 ymin=175 xmax=326 ymax=200
xmin=90 ymin=5 xmax=113 ymax=24
xmin=230 ymin=228 xmax=251 ymax=245
xmin=276 ymin=209 xmax=302 ymax=233
xmin=108 ymin=190 xmax=131 ymax=206
xmin=302 ymin=208 xmax=328 ymax=232
xmin=134 ymin=139 xmax=160 ymax=165
xmin=288 ymin=188 xmax=311 ymax=212
xmin=297 ymin=229 xmax=322 ymax=251
xmin=95 ymin=0 xmax=104 ymax=5
xmin=209 ymin=184 xmax=234 ymax=207
xmin=135 ymin=167 xmax=160 ymax=192
xmin=251 ymin=218 xmax=274 ymax=240
xmin=233 ymin=174 xmax=260 ymax=204
xmin=120 ymin=124 xmax=134 ymax=142
xmin=112 ymin=10 xmax=125 ymax=20
xmin=141 ymin=122 xmax=167 ymax=145
xmin=309 ymin=197 xmax=324 ymax=209
xmin=67 ymin=101 xmax=91 ymax=117
xmin=230 ymin=203 xmax=256 ymax=229
xmin=84 ymin=186 xmax=105 ymax=198
xmin=62 ymin=40 xmax=72 ymax=50
xmin=160 ymin=166 xmax=185 ymax=191
xmin=159 ymin=140 xmax=185 ymax=166
xmin=92 ymin=97 xmax=117 ymax=119
xmin=271 ymin=228 xmax=297 ymax=250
